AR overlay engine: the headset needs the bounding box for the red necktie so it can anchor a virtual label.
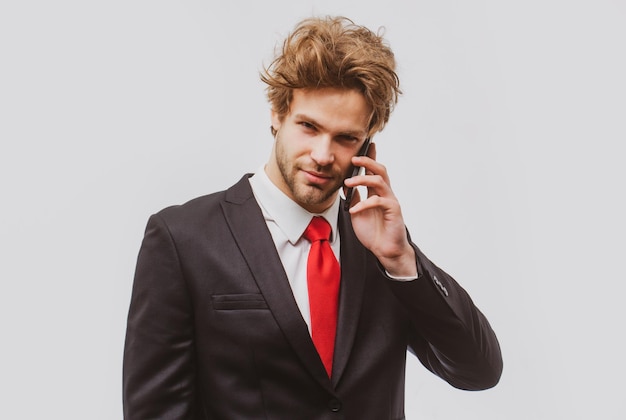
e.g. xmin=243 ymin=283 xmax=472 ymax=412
xmin=304 ymin=216 xmax=340 ymax=377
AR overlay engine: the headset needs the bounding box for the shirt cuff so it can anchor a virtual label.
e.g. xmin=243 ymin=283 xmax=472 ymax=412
xmin=384 ymin=269 xmax=418 ymax=282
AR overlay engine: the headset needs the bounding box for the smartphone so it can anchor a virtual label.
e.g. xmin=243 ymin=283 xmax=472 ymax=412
xmin=343 ymin=137 xmax=371 ymax=211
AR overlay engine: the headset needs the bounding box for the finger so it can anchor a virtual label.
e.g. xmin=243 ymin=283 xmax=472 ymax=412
xmin=345 ymin=173 xmax=393 ymax=199
xmin=364 ymin=143 xmax=376 ymax=175
xmin=351 ymin=155 xmax=390 ymax=184
xmin=349 ymin=194 xmax=396 ymax=214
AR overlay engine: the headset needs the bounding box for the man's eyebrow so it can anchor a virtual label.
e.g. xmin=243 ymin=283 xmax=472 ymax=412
xmin=293 ymin=113 xmax=322 ymax=127
xmin=293 ymin=113 xmax=367 ymax=137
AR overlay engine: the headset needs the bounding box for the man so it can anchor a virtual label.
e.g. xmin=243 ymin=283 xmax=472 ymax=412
xmin=123 ymin=16 xmax=502 ymax=419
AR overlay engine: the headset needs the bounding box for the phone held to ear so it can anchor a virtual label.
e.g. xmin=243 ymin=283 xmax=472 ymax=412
xmin=343 ymin=138 xmax=371 ymax=211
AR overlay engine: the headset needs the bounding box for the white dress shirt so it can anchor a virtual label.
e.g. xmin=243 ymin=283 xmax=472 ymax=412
xmin=249 ymin=167 xmax=417 ymax=332
xmin=248 ymin=168 xmax=340 ymax=332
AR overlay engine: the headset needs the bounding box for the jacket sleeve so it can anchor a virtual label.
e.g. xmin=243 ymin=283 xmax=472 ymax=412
xmin=385 ymin=242 xmax=503 ymax=391
xmin=123 ymin=214 xmax=200 ymax=419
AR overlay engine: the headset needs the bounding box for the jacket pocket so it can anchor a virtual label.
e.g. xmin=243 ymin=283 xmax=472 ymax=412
xmin=211 ymin=293 xmax=269 ymax=310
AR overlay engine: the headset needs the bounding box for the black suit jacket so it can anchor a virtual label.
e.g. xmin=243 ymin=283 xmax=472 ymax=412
xmin=123 ymin=175 xmax=502 ymax=419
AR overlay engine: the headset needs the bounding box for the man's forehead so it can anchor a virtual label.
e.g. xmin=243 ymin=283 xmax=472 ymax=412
xmin=288 ymin=88 xmax=371 ymax=134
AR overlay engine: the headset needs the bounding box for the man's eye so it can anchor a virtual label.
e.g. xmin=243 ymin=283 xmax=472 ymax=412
xmin=300 ymin=122 xmax=316 ymax=130
xmin=339 ymin=135 xmax=359 ymax=143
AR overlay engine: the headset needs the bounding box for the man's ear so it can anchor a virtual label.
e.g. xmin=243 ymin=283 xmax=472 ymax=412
xmin=270 ymin=109 xmax=282 ymax=135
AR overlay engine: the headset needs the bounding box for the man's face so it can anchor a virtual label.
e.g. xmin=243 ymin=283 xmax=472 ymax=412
xmin=266 ymin=88 xmax=371 ymax=213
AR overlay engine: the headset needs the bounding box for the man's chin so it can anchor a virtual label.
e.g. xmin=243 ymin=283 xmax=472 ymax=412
xmin=293 ymin=184 xmax=340 ymax=210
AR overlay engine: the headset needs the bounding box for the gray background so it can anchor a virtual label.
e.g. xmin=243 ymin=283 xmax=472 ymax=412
xmin=1 ymin=1 xmax=624 ymax=418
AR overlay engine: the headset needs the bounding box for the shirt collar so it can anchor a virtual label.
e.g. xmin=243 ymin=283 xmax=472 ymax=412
xmin=248 ymin=166 xmax=340 ymax=245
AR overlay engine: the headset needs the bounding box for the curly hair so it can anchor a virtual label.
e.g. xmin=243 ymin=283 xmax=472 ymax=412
xmin=261 ymin=16 xmax=401 ymax=137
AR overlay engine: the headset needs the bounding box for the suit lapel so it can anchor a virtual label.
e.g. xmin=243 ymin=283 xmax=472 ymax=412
xmin=220 ymin=176 xmax=332 ymax=390
xmin=331 ymin=207 xmax=367 ymax=386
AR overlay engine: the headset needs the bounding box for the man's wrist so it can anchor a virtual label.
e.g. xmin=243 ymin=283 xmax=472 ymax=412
xmin=379 ymin=245 xmax=418 ymax=278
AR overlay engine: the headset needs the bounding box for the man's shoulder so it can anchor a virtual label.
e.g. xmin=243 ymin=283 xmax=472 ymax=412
xmin=154 ymin=174 xmax=254 ymax=225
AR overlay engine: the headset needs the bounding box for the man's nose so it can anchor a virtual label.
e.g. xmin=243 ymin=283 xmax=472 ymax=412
xmin=310 ymin=136 xmax=335 ymax=166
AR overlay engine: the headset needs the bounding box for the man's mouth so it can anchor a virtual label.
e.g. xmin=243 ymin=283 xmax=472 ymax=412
xmin=301 ymin=169 xmax=334 ymax=185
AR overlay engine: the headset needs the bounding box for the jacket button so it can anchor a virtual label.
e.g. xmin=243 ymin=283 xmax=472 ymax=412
xmin=328 ymin=398 xmax=342 ymax=412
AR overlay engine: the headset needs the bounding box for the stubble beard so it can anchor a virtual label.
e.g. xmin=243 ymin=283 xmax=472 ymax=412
xmin=275 ymin=133 xmax=343 ymax=210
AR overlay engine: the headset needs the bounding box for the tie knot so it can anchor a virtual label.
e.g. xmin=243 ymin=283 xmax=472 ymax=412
xmin=303 ymin=217 xmax=331 ymax=243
